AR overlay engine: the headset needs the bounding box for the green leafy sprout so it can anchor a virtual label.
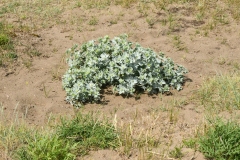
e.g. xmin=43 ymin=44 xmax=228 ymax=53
xmin=62 ymin=34 xmax=188 ymax=106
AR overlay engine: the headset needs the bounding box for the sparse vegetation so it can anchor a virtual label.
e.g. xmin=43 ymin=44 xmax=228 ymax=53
xmin=183 ymin=138 xmax=198 ymax=150
xmin=1 ymin=0 xmax=240 ymax=159
xmin=88 ymin=16 xmax=98 ymax=26
xmin=172 ymin=35 xmax=188 ymax=52
xmin=169 ymin=146 xmax=184 ymax=159
xmin=198 ymin=73 xmax=240 ymax=112
xmin=0 ymin=33 xmax=9 ymax=46
xmin=26 ymin=48 xmax=41 ymax=58
xmin=0 ymin=112 xmax=120 ymax=159
xmin=42 ymin=83 xmax=51 ymax=98
xmin=0 ymin=21 xmax=16 ymax=67
xmin=146 ymin=17 xmax=156 ymax=28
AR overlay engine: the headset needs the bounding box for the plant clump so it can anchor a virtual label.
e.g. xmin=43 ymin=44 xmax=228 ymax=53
xmin=199 ymin=120 xmax=240 ymax=160
xmin=0 ymin=33 xmax=9 ymax=46
xmin=62 ymin=35 xmax=188 ymax=106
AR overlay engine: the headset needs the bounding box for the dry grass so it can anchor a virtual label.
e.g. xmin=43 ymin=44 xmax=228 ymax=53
xmin=0 ymin=0 xmax=239 ymax=32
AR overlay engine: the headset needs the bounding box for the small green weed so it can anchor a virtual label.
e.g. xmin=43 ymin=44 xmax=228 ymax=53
xmin=23 ymin=59 xmax=32 ymax=68
xmin=88 ymin=16 xmax=98 ymax=26
xmin=199 ymin=119 xmax=240 ymax=160
xmin=169 ymin=146 xmax=184 ymax=159
xmin=109 ymin=19 xmax=118 ymax=25
xmin=173 ymin=35 xmax=188 ymax=52
xmin=224 ymin=0 xmax=240 ymax=20
xmin=0 ymin=52 xmax=18 ymax=67
xmin=52 ymin=67 xmax=62 ymax=81
xmin=183 ymin=138 xmax=197 ymax=149
xmin=146 ymin=18 xmax=155 ymax=28
xmin=232 ymin=61 xmax=240 ymax=71
xmin=0 ymin=33 xmax=9 ymax=45
xmin=42 ymin=83 xmax=51 ymax=98
xmin=153 ymin=0 xmax=167 ymax=11
xmin=26 ymin=48 xmax=41 ymax=58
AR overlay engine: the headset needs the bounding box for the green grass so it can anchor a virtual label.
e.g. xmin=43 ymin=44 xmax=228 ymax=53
xmin=184 ymin=118 xmax=240 ymax=160
xmin=0 ymin=21 xmax=14 ymax=49
xmin=0 ymin=33 xmax=9 ymax=46
xmin=0 ymin=52 xmax=17 ymax=67
xmin=197 ymin=73 xmax=240 ymax=112
xmin=0 ymin=122 xmax=35 ymax=158
xmin=0 ymin=21 xmax=16 ymax=67
xmin=0 ymin=107 xmax=165 ymax=159
xmin=0 ymin=112 xmax=120 ymax=159
xmin=57 ymin=112 xmax=120 ymax=156
xmin=0 ymin=118 xmax=74 ymax=159
xmin=199 ymin=118 xmax=240 ymax=160
xmin=0 ymin=1 xmax=20 ymax=15
xmin=0 ymin=21 xmax=41 ymax=68
xmin=16 ymin=133 xmax=77 ymax=160
xmin=183 ymin=73 xmax=240 ymax=159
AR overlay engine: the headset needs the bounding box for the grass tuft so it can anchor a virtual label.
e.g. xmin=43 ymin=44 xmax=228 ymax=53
xmin=0 ymin=21 xmax=16 ymax=67
xmin=198 ymin=73 xmax=240 ymax=112
xmin=57 ymin=112 xmax=120 ymax=156
xmin=199 ymin=118 xmax=240 ymax=160
xmin=16 ymin=133 xmax=77 ymax=160
xmin=0 ymin=110 xmax=120 ymax=159
xmin=0 ymin=33 xmax=9 ymax=45
xmin=169 ymin=146 xmax=184 ymax=159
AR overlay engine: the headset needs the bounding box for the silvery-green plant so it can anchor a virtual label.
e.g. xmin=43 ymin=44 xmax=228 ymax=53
xmin=62 ymin=35 xmax=188 ymax=106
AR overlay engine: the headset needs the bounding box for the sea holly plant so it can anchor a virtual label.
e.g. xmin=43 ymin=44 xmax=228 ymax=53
xmin=62 ymin=35 xmax=188 ymax=107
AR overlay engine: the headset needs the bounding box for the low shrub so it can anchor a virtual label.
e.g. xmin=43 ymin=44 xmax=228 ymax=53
xmin=62 ymin=35 xmax=187 ymax=106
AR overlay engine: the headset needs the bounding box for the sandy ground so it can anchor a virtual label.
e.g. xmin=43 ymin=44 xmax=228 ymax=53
xmin=0 ymin=2 xmax=240 ymax=160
